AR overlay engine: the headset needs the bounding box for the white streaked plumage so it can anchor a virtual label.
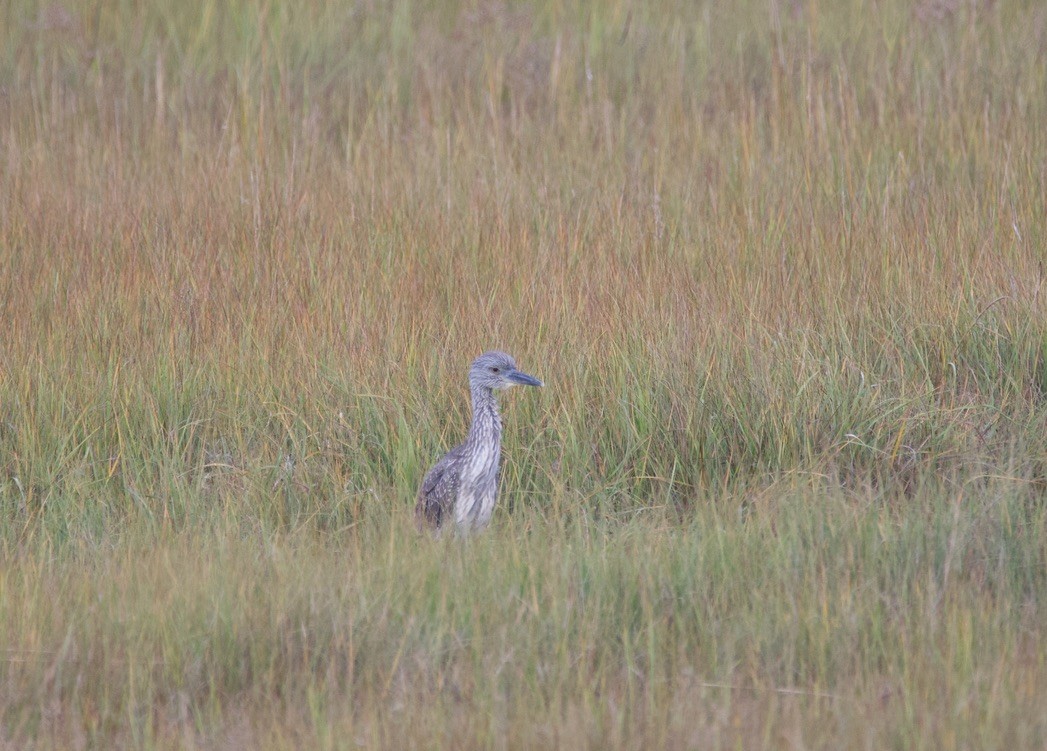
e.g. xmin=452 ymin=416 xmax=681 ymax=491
xmin=416 ymin=351 xmax=542 ymax=534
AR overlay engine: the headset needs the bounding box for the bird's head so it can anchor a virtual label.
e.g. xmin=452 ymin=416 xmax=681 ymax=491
xmin=469 ymin=351 xmax=543 ymax=392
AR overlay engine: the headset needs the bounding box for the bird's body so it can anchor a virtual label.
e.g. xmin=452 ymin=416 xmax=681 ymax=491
xmin=416 ymin=351 xmax=542 ymax=534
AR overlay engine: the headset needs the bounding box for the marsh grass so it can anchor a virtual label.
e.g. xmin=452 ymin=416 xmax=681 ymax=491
xmin=1 ymin=0 xmax=1046 ymax=747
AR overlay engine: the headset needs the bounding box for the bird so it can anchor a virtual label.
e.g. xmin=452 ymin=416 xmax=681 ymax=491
xmin=415 ymin=351 xmax=543 ymax=534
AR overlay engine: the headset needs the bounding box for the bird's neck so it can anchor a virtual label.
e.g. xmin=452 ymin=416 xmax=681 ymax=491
xmin=468 ymin=386 xmax=502 ymax=441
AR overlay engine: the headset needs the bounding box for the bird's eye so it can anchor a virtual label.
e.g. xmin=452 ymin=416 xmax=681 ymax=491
xmin=491 ymin=367 xmax=500 ymax=373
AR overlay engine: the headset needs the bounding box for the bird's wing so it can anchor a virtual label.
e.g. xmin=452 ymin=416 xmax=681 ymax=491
xmin=415 ymin=445 xmax=464 ymax=531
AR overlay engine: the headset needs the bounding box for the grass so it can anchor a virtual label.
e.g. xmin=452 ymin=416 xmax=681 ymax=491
xmin=1 ymin=0 xmax=1046 ymax=747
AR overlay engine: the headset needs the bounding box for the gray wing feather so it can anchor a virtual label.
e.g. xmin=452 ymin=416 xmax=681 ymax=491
xmin=415 ymin=444 xmax=465 ymax=531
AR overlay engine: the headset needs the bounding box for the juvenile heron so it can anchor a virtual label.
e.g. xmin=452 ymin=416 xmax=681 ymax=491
xmin=415 ymin=351 xmax=543 ymax=534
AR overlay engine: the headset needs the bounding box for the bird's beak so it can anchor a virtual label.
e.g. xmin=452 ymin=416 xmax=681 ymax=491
xmin=507 ymin=369 xmax=543 ymax=387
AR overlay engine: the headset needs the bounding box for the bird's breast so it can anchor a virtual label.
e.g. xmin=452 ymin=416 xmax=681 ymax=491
xmin=462 ymin=439 xmax=500 ymax=493
xmin=454 ymin=421 xmax=502 ymax=529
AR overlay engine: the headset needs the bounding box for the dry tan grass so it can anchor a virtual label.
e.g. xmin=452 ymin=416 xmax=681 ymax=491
xmin=1 ymin=0 xmax=1046 ymax=747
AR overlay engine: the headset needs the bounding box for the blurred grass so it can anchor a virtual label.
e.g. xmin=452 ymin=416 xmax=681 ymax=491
xmin=1 ymin=0 xmax=1046 ymax=747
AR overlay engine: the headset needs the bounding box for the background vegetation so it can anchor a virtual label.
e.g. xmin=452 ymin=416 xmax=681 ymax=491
xmin=1 ymin=0 xmax=1046 ymax=747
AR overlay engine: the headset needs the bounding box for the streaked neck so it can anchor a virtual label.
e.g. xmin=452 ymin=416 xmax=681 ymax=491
xmin=468 ymin=386 xmax=501 ymax=439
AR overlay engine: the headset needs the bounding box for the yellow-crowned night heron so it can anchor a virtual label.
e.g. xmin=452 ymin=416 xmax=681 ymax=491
xmin=415 ymin=351 xmax=543 ymax=533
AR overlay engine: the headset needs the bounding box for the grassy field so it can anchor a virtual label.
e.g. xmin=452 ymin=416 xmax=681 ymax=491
xmin=2 ymin=0 xmax=1047 ymax=747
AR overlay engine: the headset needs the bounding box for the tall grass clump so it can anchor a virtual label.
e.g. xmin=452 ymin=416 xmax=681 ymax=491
xmin=1 ymin=0 xmax=1046 ymax=747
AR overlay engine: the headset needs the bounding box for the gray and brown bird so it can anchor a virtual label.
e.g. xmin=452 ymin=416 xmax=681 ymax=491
xmin=415 ymin=351 xmax=543 ymax=534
